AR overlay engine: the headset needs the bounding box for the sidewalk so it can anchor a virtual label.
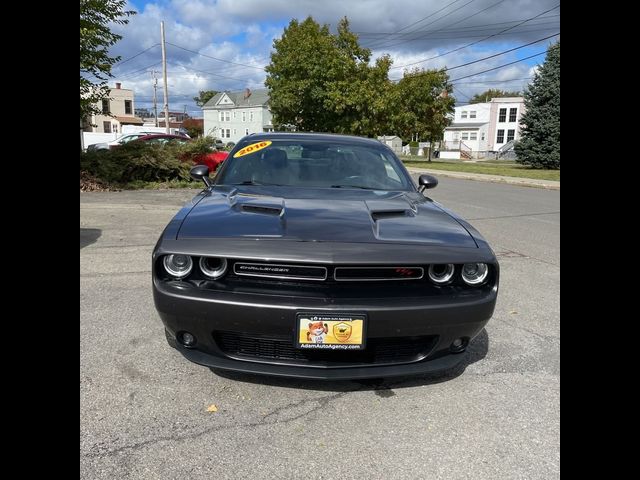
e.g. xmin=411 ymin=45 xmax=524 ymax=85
xmin=406 ymin=166 xmax=560 ymax=190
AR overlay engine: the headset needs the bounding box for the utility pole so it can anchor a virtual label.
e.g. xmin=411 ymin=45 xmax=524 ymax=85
xmin=160 ymin=21 xmax=170 ymax=134
xmin=151 ymin=70 xmax=159 ymax=127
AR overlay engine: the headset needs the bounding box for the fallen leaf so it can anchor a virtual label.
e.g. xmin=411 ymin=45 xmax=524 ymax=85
xmin=509 ymin=310 xmax=518 ymax=314
xmin=206 ymin=404 xmax=218 ymax=413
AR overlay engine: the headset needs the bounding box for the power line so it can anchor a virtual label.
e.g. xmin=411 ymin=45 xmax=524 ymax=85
xmin=114 ymin=44 xmax=160 ymax=66
xmin=452 ymin=76 xmax=531 ymax=85
xmin=368 ymin=0 xmax=478 ymax=50
xmin=444 ymin=32 xmax=558 ymax=72
xmin=166 ymin=63 xmax=259 ymax=82
xmin=116 ymin=61 xmax=162 ymax=79
xmin=370 ymin=0 xmax=507 ymax=51
xmin=390 ymin=4 xmax=559 ymax=70
xmin=354 ymin=15 xmax=559 ymax=37
xmin=166 ymin=42 xmax=267 ymax=71
xmin=449 ymin=50 xmax=547 ymax=82
xmin=366 ymin=0 xmax=470 ymax=49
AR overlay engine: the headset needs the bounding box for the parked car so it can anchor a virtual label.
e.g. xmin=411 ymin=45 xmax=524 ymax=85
xmin=152 ymin=133 xmax=499 ymax=380
xmin=194 ymin=151 xmax=228 ymax=173
xmin=134 ymin=134 xmax=192 ymax=145
xmin=86 ymin=132 xmax=158 ymax=151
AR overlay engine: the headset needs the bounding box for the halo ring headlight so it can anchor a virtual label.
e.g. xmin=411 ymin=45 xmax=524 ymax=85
xmin=199 ymin=257 xmax=228 ymax=279
xmin=163 ymin=254 xmax=193 ymax=278
xmin=461 ymin=263 xmax=489 ymax=285
xmin=428 ymin=264 xmax=455 ymax=284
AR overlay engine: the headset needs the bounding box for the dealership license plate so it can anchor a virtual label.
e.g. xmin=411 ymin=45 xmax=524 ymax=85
xmin=296 ymin=313 xmax=366 ymax=350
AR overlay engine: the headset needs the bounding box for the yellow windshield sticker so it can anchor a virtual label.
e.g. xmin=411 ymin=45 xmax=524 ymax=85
xmin=233 ymin=140 xmax=272 ymax=158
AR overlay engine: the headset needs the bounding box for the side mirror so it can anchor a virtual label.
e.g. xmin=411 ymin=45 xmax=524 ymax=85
xmin=418 ymin=174 xmax=438 ymax=192
xmin=190 ymin=165 xmax=212 ymax=187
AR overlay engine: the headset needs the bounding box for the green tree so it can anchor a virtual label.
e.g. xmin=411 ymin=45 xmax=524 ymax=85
xmin=469 ymin=89 xmax=520 ymax=104
xmin=392 ymin=68 xmax=455 ymax=160
xmin=265 ymin=16 xmax=394 ymax=136
xmin=183 ymin=118 xmax=204 ymax=138
xmin=514 ymin=41 xmax=560 ymax=169
xmin=80 ymin=0 xmax=134 ymax=120
xmin=193 ymin=90 xmax=219 ymax=107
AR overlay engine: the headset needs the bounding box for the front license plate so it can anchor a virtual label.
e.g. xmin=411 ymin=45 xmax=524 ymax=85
xmin=296 ymin=313 xmax=366 ymax=350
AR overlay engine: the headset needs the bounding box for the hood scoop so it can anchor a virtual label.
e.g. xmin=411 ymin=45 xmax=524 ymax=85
xmin=241 ymin=204 xmax=283 ymax=216
xmin=371 ymin=210 xmax=410 ymax=221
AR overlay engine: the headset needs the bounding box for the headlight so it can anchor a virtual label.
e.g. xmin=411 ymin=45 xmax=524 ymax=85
xmin=461 ymin=263 xmax=489 ymax=285
xmin=199 ymin=257 xmax=228 ymax=279
xmin=163 ymin=254 xmax=193 ymax=278
xmin=428 ymin=264 xmax=455 ymax=284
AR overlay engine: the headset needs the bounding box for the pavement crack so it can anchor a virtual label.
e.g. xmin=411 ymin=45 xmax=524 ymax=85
xmin=81 ymin=390 xmax=355 ymax=459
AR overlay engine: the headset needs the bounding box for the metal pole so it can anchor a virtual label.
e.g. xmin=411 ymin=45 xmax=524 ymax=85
xmin=161 ymin=21 xmax=170 ymax=134
xmin=152 ymin=70 xmax=158 ymax=127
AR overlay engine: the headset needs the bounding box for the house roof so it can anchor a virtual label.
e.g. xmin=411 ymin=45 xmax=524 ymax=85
xmin=203 ymin=88 xmax=270 ymax=109
xmin=115 ymin=116 xmax=144 ymax=125
xmin=377 ymin=135 xmax=401 ymax=141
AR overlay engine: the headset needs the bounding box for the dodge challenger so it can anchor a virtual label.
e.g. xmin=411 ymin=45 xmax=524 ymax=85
xmin=152 ymin=133 xmax=499 ymax=380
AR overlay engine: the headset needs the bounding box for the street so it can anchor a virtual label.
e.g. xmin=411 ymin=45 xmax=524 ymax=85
xmin=80 ymin=177 xmax=559 ymax=479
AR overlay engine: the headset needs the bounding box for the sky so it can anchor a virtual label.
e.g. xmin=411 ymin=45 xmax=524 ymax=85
xmin=107 ymin=0 xmax=560 ymax=118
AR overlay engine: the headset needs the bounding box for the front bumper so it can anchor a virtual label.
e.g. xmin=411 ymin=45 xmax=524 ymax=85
xmin=153 ymin=279 xmax=497 ymax=380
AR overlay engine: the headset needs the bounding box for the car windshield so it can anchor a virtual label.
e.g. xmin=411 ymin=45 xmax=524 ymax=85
xmin=217 ymin=139 xmax=412 ymax=190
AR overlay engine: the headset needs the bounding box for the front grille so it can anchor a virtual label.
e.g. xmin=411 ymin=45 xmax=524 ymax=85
xmin=213 ymin=331 xmax=438 ymax=367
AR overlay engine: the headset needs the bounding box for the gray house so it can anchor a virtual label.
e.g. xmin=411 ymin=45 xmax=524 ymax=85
xmin=377 ymin=135 xmax=403 ymax=155
xmin=203 ymin=88 xmax=274 ymax=144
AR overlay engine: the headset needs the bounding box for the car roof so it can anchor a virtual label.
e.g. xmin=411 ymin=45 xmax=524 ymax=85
xmin=138 ymin=134 xmax=189 ymax=140
xmin=239 ymin=132 xmax=384 ymax=147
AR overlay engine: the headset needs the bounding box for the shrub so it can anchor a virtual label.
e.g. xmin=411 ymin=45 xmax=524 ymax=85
xmin=80 ymin=142 xmax=192 ymax=184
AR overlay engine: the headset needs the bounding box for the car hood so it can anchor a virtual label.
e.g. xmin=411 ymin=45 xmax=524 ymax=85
xmin=176 ymin=186 xmax=477 ymax=248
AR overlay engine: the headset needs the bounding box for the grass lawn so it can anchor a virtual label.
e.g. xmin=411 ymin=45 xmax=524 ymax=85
xmin=401 ymin=158 xmax=560 ymax=181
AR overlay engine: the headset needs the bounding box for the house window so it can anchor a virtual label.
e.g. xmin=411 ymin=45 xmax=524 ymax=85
xmin=233 ymin=112 xmax=236 ymax=119
xmin=124 ymin=100 xmax=132 ymax=115
xmin=226 ymin=129 xmax=230 ymax=138
xmin=245 ymin=128 xmax=249 ymax=135
xmin=470 ymin=111 xmax=476 ymax=119
xmin=233 ymin=129 xmax=236 ymax=135
xmin=102 ymin=99 xmax=110 ymax=114
xmin=250 ymin=112 xmax=254 ymax=121
xmin=219 ymin=112 xmax=224 ymax=122
xmin=225 ymin=111 xmax=230 ymax=121
xmin=496 ymin=129 xmax=505 ymax=143
xmin=509 ymin=108 xmax=517 ymax=122
xmin=461 ymin=111 xmax=467 ymax=119
xmin=103 ymin=121 xmax=111 ymax=133
xmin=242 ymin=112 xmax=246 ymax=122
xmin=507 ymin=129 xmax=515 ymax=142
xmin=481 ymin=132 xmax=485 ymax=141
xmin=498 ymin=108 xmax=507 ymax=122
xmin=470 ymin=132 xmax=477 ymax=140
xmin=461 ymin=132 xmax=469 ymax=140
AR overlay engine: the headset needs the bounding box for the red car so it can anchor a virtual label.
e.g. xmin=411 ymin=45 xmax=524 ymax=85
xmin=195 ymin=151 xmax=228 ymax=172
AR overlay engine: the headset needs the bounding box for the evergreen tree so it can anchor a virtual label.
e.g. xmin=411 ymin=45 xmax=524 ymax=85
xmin=514 ymin=41 xmax=560 ymax=169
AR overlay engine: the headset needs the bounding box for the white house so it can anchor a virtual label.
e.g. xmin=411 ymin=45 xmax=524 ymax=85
xmin=82 ymin=83 xmax=144 ymax=134
xmin=377 ymin=135 xmax=403 ymax=155
xmin=442 ymin=97 xmax=525 ymax=159
xmin=202 ymin=88 xmax=274 ymax=144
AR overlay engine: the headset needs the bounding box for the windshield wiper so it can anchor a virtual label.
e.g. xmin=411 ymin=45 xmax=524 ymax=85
xmin=330 ymin=184 xmax=373 ymax=189
xmin=232 ymin=180 xmax=283 ymax=186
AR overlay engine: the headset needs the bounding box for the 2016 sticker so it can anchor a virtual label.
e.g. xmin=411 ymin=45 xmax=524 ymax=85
xmin=233 ymin=141 xmax=272 ymax=158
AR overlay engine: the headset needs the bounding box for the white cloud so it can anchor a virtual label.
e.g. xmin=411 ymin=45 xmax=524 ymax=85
xmin=103 ymin=0 xmax=558 ymax=114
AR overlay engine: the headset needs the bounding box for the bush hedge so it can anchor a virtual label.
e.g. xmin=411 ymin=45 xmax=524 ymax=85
xmin=80 ymin=136 xmax=219 ymax=185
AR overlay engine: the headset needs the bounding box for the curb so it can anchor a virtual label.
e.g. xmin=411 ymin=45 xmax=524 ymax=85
xmin=406 ymin=167 xmax=560 ymax=190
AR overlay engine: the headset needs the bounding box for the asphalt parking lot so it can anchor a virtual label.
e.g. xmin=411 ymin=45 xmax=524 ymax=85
xmin=80 ymin=177 xmax=559 ymax=479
